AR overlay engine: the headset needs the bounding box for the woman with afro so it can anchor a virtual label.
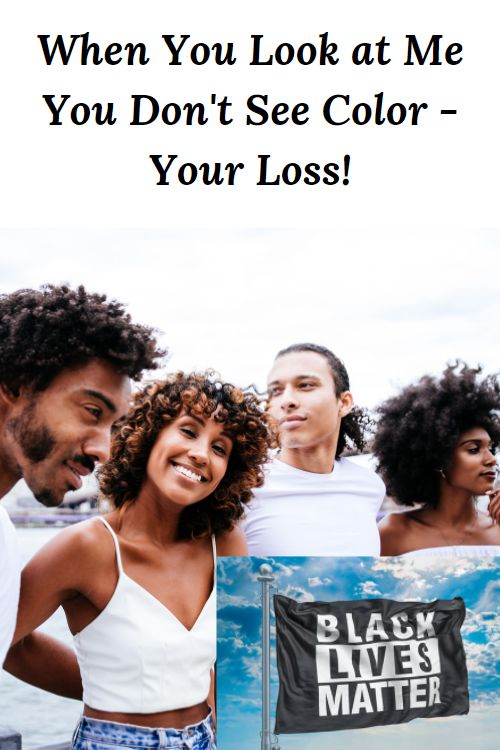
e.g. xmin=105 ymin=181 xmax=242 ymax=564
xmin=373 ymin=362 xmax=500 ymax=556
xmin=8 ymin=371 xmax=273 ymax=749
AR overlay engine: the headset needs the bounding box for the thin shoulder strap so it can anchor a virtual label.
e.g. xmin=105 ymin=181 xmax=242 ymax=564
xmin=211 ymin=534 xmax=217 ymax=580
xmin=97 ymin=516 xmax=124 ymax=573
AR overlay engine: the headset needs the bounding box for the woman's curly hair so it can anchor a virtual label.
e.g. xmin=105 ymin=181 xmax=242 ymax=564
xmin=98 ymin=371 xmax=274 ymax=539
xmin=373 ymin=362 xmax=500 ymax=508
xmin=275 ymin=343 xmax=371 ymax=456
xmin=0 ymin=284 xmax=163 ymax=392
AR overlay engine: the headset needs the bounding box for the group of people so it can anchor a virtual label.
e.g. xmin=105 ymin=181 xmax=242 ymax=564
xmin=0 ymin=284 xmax=499 ymax=750
xmin=245 ymin=342 xmax=500 ymax=557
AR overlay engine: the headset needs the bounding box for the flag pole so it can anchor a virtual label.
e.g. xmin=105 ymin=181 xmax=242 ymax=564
xmin=257 ymin=563 xmax=280 ymax=750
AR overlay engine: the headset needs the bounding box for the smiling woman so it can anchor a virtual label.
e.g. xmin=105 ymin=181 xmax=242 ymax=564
xmin=99 ymin=371 xmax=272 ymax=538
xmin=373 ymin=362 xmax=500 ymax=556
xmin=6 ymin=371 xmax=273 ymax=750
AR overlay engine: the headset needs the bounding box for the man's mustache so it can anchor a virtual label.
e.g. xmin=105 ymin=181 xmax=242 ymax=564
xmin=71 ymin=454 xmax=96 ymax=474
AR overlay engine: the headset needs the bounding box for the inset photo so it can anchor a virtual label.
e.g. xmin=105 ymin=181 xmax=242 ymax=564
xmin=217 ymin=556 xmax=500 ymax=750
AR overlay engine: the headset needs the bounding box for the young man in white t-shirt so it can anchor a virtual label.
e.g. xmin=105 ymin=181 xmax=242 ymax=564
xmin=242 ymin=343 xmax=385 ymax=556
xmin=0 ymin=285 xmax=161 ymax=679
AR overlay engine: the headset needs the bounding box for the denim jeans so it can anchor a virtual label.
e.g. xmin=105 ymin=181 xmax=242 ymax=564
xmin=71 ymin=714 xmax=216 ymax=750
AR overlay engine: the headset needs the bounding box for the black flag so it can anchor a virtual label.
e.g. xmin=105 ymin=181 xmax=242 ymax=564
xmin=274 ymin=595 xmax=468 ymax=734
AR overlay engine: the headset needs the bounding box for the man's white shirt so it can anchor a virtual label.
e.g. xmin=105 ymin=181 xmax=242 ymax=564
xmin=242 ymin=457 xmax=385 ymax=556
xmin=0 ymin=505 xmax=21 ymax=666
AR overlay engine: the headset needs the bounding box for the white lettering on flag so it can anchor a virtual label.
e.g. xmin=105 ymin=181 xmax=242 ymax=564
xmin=316 ymin=637 xmax=440 ymax=683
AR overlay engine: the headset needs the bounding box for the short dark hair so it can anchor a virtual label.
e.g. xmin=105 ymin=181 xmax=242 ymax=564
xmin=98 ymin=371 xmax=273 ymax=539
xmin=373 ymin=362 xmax=500 ymax=508
xmin=0 ymin=284 xmax=163 ymax=392
xmin=274 ymin=342 xmax=370 ymax=457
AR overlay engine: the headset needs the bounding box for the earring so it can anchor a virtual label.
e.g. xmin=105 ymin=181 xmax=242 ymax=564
xmin=438 ymin=468 xmax=446 ymax=480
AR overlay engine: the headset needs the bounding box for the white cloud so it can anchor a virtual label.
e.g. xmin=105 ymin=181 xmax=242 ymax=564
xmin=282 ymin=707 xmax=500 ymax=750
xmin=281 ymin=584 xmax=315 ymax=603
xmin=476 ymin=579 xmax=500 ymax=612
xmin=464 ymin=640 xmax=499 ymax=675
xmin=217 ymin=590 xmax=259 ymax=608
xmin=358 ymin=580 xmax=382 ymax=596
xmin=217 ymin=620 xmax=242 ymax=637
xmin=372 ymin=557 xmax=497 ymax=580
xmin=462 ymin=609 xmax=500 ymax=638
xmin=272 ymin=562 xmax=302 ymax=577
xmin=471 ymin=694 xmax=500 ymax=709
xmin=308 ymin=576 xmax=333 ymax=587
xmin=242 ymin=653 xmax=262 ymax=680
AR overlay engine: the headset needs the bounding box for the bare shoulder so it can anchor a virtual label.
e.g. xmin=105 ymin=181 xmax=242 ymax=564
xmin=477 ymin=509 xmax=500 ymax=543
xmin=216 ymin=525 xmax=249 ymax=557
xmin=378 ymin=511 xmax=417 ymax=556
xmin=23 ymin=516 xmax=117 ymax=583
xmin=14 ymin=517 xmax=117 ymax=642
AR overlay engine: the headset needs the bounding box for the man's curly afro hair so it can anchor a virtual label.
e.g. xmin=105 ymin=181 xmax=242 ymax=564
xmin=0 ymin=284 xmax=164 ymax=392
xmin=98 ymin=371 xmax=274 ymax=539
xmin=373 ymin=362 xmax=500 ymax=508
xmin=274 ymin=343 xmax=371 ymax=457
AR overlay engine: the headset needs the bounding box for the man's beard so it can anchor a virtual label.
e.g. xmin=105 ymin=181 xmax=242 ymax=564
xmin=7 ymin=401 xmax=64 ymax=507
xmin=8 ymin=401 xmax=56 ymax=461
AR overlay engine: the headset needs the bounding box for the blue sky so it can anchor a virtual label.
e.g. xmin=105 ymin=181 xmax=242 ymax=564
xmin=217 ymin=557 xmax=500 ymax=750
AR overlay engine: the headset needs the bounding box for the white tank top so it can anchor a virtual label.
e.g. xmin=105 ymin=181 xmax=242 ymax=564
xmin=401 ymin=544 xmax=500 ymax=558
xmin=73 ymin=517 xmax=216 ymax=713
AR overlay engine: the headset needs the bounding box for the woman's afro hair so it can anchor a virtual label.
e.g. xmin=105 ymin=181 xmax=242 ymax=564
xmin=373 ymin=362 xmax=500 ymax=508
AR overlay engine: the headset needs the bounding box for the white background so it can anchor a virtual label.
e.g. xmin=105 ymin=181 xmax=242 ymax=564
xmin=1 ymin=0 xmax=498 ymax=227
